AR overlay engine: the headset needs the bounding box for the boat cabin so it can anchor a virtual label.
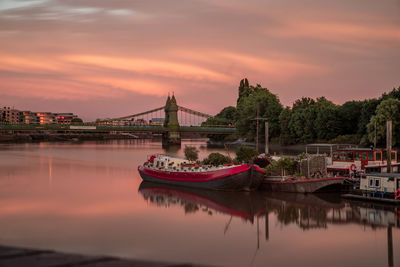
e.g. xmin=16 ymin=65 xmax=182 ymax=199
xmin=360 ymin=173 xmax=400 ymax=199
xmin=328 ymin=148 xmax=399 ymax=175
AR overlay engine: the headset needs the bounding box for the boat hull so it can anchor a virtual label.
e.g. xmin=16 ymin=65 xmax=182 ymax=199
xmin=261 ymin=177 xmax=350 ymax=193
xmin=138 ymin=164 xmax=264 ymax=191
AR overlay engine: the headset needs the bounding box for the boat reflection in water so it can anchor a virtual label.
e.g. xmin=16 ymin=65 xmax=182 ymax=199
xmin=139 ymin=181 xmax=266 ymax=223
xmin=264 ymin=192 xmax=399 ymax=267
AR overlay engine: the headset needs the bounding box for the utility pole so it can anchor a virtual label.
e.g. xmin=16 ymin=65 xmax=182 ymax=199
xmin=374 ymin=120 xmax=377 ymax=148
xmin=265 ymin=122 xmax=269 ymax=154
xmin=256 ymin=104 xmax=259 ymax=152
xmin=387 ymin=120 xmax=392 ymax=173
xmin=252 ymin=103 xmax=268 ymax=153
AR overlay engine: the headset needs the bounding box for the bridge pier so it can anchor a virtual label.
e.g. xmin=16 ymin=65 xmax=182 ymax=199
xmin=162 ymin=94 xmax=181 ymax=146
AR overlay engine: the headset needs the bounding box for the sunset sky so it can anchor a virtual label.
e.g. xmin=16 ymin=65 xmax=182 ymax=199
xmin=1 ymin=0 xmax=399 ymax=121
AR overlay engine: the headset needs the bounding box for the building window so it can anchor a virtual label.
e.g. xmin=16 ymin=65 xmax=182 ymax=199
xmin=375 ymin=179 xmax=380 ymax=187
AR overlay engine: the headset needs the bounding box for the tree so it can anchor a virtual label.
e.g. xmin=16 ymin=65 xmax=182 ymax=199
xmin=358 ymin=99 xmax=380 ymax=144
xmin=367 ymin=98 xmax=400 ymax=146
xmin=288 ymin=101 xmax=316 ymax=143
xmin=236 ymin=82 xmax=283 ymax=141
xmin=338 ymin=101 xmax=363 ymax=135
xmin=315 ymin=105 xmax=342 ymax=141
xmin=184 ymin=146 xmax=199 ymax=161
xmin=202 ymin=152 xmax=230 ymax=166
xmin=279 ymin=107 xmax=294 ymax=145
xmin=381 ymin=86 xmax=400 ymax=101
xmin=235 ymin=146 xmax=258 ymax=163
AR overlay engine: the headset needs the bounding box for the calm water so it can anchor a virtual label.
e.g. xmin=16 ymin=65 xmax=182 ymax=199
xmin=0 ymin=139 xmax=399 ymax=267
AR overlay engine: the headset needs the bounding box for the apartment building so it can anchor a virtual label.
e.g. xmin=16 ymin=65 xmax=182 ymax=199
xmin=0 ymin=107 xmax=21 ymax=123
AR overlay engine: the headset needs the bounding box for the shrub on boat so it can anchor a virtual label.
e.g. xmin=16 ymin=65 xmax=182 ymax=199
xmin=235 ymin=146 xmax=258 ymax=163
xmin=184 ymin=146 xmax=199 ymax=162
xmin=203 ymin=153 xmax=230 ymax=166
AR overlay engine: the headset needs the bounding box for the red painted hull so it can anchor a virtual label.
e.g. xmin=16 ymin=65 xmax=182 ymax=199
xmin=138 ymin=164 xmax=265 ymax=191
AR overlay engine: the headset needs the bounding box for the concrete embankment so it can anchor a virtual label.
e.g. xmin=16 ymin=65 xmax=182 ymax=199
xmin=0 ymin=245 xmax=210 ymax=267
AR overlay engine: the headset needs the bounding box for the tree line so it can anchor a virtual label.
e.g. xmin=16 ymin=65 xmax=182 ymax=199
xmin=203 ymin=78 xmax=400 ymax=147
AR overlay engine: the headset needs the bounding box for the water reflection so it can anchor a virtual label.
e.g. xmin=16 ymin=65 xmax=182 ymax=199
xmin=264 ymin=193 xmax=400 ymax=230
xmin=139 ymin=181 xmax=266 ymax=223
xmin=139 ymin=183 xmax=399 ymax=267
xmin=139 ymin=183 xmax=400 ymax=230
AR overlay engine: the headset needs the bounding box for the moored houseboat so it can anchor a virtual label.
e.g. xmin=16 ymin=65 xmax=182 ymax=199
xmin=327 ymin=147 xmax=399 ymax=176
xmin=138 ymin=154 xmax=265 ymax=191
xmin=342 ymin=173 xmax=400 ymax=204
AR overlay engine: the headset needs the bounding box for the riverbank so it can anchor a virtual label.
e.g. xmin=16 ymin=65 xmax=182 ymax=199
xmin=0 ymin=133 xmax=151 ymax=143
xmin=0 ymin=245 xmax=210 ymax=267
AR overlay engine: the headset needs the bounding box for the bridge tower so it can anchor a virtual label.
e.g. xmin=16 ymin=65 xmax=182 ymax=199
xmin=163 ymin=94 xmax=181 ymax=146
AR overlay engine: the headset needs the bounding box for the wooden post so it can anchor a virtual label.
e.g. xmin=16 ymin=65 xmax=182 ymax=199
xmin=265 ymin=212 xmax=269 ymax=241
xmin=387 ymin=120 xmax=392 ymax=173
xmin=387 ymin=226 xmax=393 ymax=267
xmin=256 ymin=104 xmax=259 ymax=153
xmin=265 ymin=122 xmax=269 ymax=154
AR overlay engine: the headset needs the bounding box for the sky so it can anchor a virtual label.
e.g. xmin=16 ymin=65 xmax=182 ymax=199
xmin=0 ymin=0 xmax=399 ymax=121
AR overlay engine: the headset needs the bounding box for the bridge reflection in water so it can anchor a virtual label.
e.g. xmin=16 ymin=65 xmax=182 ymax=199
xmin=139 ymin=182 xmax=399 ymax=267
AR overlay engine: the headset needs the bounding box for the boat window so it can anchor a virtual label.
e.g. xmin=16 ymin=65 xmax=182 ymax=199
xmin=391 ymin=152 xmax=396 ymax=161
xmin=339 ymin=152 xmax=346 ymax=161
xmin=333 ymin=152 xmax=339 ymax=160
xmin=383 ymin=152 xmax=387 ymax=161
xmin=354 ymin=152 xmax=361 ymax=160
xmin=368 ymin=152 xmax=374 ymax=161
xmin=375 ymin=152 xmax=382 ymax=161
xmin=347 ymin=152 xmax=354 ymax=161
xmin=362 ymin=152 xmax=367 ymax=160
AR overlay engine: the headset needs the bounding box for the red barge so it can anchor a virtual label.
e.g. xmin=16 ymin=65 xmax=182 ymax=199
xmin=138 ymin=154 xmax=265 ymax=191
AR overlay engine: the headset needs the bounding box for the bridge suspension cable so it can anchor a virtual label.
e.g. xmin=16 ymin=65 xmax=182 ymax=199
xmin=177 ymin=105 xmax=212 ymax=119
xmin=94 ymin=106 xmax=164 ymax=123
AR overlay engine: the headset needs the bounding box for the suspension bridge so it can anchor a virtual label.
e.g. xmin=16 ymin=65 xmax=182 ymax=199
xmin=0 ymin=95 xmax=236 ymax=145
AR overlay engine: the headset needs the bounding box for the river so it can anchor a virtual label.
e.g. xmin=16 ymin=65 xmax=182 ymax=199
xmin=0 ymin=139 xmax=398 ymax=267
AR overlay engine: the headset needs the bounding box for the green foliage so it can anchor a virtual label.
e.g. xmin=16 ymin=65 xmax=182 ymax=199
xmin=367 ymin=98 xmax=400 ymax=146
xmin=184 ymin=146 xmax=199 ymax=162
xmin=358 ymin=99 xmax=380 ymax=143
xmin=204 ymin=79 xmax=400 ymax=147
xmin=203 ymin=106 xmax=237 ymax=126
xmin=202 ymin=152 xmax=230 ymax=166
xmin=338 ymin=101 xmax=363 ymax=135
xmin=202 ymin=106 xmax=237 ymax=141
xmin=329 ymin=134 xmax=360 ymax=144
xmin=236 ymin=82 xmax=283 ymax=141
xmin=315 ymin=105 xmax=342 ymax=140
xmin=235 ymin=146 xmax=258 ymax=163
xmin=265 ymin=157 xmax=298 ymax=176
xmin=279 ymin=107 xmax=293 ymax=145
xmin=381 ymin=86 xmax=400 ymax=101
